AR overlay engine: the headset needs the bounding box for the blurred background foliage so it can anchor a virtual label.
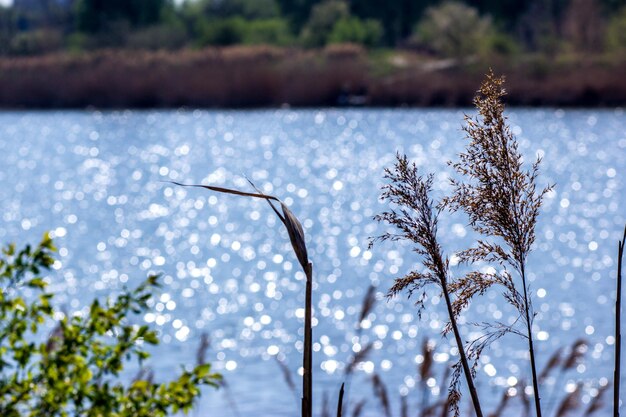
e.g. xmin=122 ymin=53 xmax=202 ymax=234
xmin=0 ymin=0 xmax=624 ymax=59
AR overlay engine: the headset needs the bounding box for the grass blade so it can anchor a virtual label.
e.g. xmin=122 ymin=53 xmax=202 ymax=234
xmin=169 ymin=178 xmax=313 ymax=417
xmin=337 ymin=382 xmax=345 ymax=417
xmin=166 ymin=181 xmax=280 ymax=202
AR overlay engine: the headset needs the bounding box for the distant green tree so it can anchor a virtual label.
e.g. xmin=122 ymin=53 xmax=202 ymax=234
xmin=464 ymin=0 xmax=530 ymax=30
xmin=562 ymin=0 xmax=604 ymax=52
xmin=412 ymin=2 xmax=494 ymax=58
xmin=9 ymin=28 xmax=63 ymax=55
xmin=300 ymin=0 xmax=349 ymax=47
xmin=243 ymin=18 xmax=293 ymax=45
xmin=606 ymin=5 xmax=626 ymax=54
xmin=74 ymin=0 xmax=171 ymax=33
xmin=127 ymin=24 xmax=189 ymax=50
xmin=196 ymin=16 xmax=247 ymax=46
xmin=350 ymin=0 xmax=432 ymax=46
xmin=0 ymin=234 xmax=220 ymax=416
xmin=186 ymin=0 xmax=281 ymax=20
xmin=275 ymin=0 xmax=318 ymax=31
xmin=0 ymin=7 xmax=17 ymax=55
xmin=328 ymin=17 xmax=383 ymax=47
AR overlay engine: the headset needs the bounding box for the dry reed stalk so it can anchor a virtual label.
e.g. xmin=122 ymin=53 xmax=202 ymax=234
xmin=488 ymin=389 xmax=511 ymax=417
xmin=422 ymin=400 xmax=441 ymax=417
xmin=336 ymin=383 xmax=345 ymax=417
xmin=441 ymin=391 xmax=456 ymax=417
xmin=45 ymin=322 xmax=63 ymax=354
xmin=421 ymin=365 xmax=453 ymax=417
xmin=538 ymin=347 xmax=562 ymax=384
xmin=420 ymin=338 xmax=435 ymax=411
xmin=400 ymin=394 xmax=408 ymax=417
xmin=358 ymin=285 xmax=377 ymax=329
xmin=322 ymin=391 xmax=330 ymax=417
xmin=555 ymin=383 xmax=581 ymax=417
xmin=563 ymin=339 xmax=587 ymax=370
xmin=615 ymin=225 xmax=626 ymax=417
xmin=517 ymin=379 xmax=531 ymax=417
xmin=350 ymin=399 xmax=366 ymax=417
xmin=547 ymin=339 xmax=587 ymax=414
xmin=371 ymin=373 xmax=391 ymax=417
xmin=371 ymin=154 xmax=483 ymax=417
xmin=446 ymin=71 xmax=552 ymax=417
xmin=195 ymin=332 xmax=210 ymax=366
xmin=345 ymin=342 xmax=374 ymax=376
xmin=420 ymin=339 xmax=435 ymax=381
xmin=218 ymin=378 xmax=241 ymax=417
xmin=274 ymin=355 xmax=299 ymax=405
xmin=168 ymin=179 xmax=313 ymax=417
xmin=342 ymin=285 xmax=377 ymax=415
xmin=131 ymin=366 xmax=154 ymax=384
xmin=585 ymin=382 xmax=609 ymax=416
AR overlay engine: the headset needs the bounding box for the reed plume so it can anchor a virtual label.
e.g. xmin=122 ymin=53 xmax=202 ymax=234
xmin=371 ymin=154 xmax=483 ymax=417
xmin=445 ymin=70 xmax=552 ymax=417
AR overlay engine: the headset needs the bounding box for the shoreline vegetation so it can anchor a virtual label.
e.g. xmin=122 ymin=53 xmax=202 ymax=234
xmin=2 ymin=45 xmax=626 ymax=109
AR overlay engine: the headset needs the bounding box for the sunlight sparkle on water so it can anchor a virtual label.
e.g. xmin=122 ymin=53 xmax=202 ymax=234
xmin=0 ymin=108 xmax=623 ymax=416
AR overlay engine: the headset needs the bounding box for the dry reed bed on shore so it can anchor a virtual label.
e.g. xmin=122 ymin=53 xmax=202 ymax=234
xmin=1 ymin=46 xmax=626 ymax=108
xmin=0 ymin=45 xmax=368 ymax=108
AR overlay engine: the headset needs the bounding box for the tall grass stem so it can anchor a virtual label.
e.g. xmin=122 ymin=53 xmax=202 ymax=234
xmin=614 ymin=225 xmax=626 ymax=417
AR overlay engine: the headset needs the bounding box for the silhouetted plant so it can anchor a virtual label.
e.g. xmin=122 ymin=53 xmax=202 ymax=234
xmin=614 ymin=225 xmax=626 ymax=417
xmin=545 ymin=339 xmax=587 ymax=413
xmin=342 ymin=284 xmax=376 ymax=414
xmin=371 ymin=373 xmax=391 ymax=417
xmin=445 ymin=70 xmax=552 ymax=417
xmin=586 ymin=381 xmax=609 ymax=416
xmin=371 ymin=154 xmax=483 ymax=417
xmin=168 ymin=179 xmax=313 ymax=417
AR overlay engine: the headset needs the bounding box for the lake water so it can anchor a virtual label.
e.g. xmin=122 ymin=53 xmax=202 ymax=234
xmin=0 ymin=109 xmax=624 ymax=416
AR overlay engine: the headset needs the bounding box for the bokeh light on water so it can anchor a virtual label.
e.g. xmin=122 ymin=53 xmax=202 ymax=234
xmin=0 ymin=108 xmax=624 ymax=416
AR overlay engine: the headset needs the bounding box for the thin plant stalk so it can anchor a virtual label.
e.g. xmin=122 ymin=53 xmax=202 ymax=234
xmin=303 ymin=261 xmax=313 ymax=417
xmin=615 ymin=225 xmax=626 ymax=417
xmin=442 ymin=277 xmax=483 ymax=417
xmin=337 ymin=382 xmax=345 ymax=417
xmin=168 ymin=180 xmax=313 ymax=417
xmin=342 ymin=285 xmax=376 ymax=414
xmin=521 ymin=263 xmax=542 ymax=417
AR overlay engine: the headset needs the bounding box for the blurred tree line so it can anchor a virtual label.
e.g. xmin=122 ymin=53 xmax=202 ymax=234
xmin=0 ymin=0 xmax=625 ymax=58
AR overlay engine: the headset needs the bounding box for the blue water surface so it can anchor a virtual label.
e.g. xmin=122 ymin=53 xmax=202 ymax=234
xmin=0 ymin=108 xmax=624 ymax=416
